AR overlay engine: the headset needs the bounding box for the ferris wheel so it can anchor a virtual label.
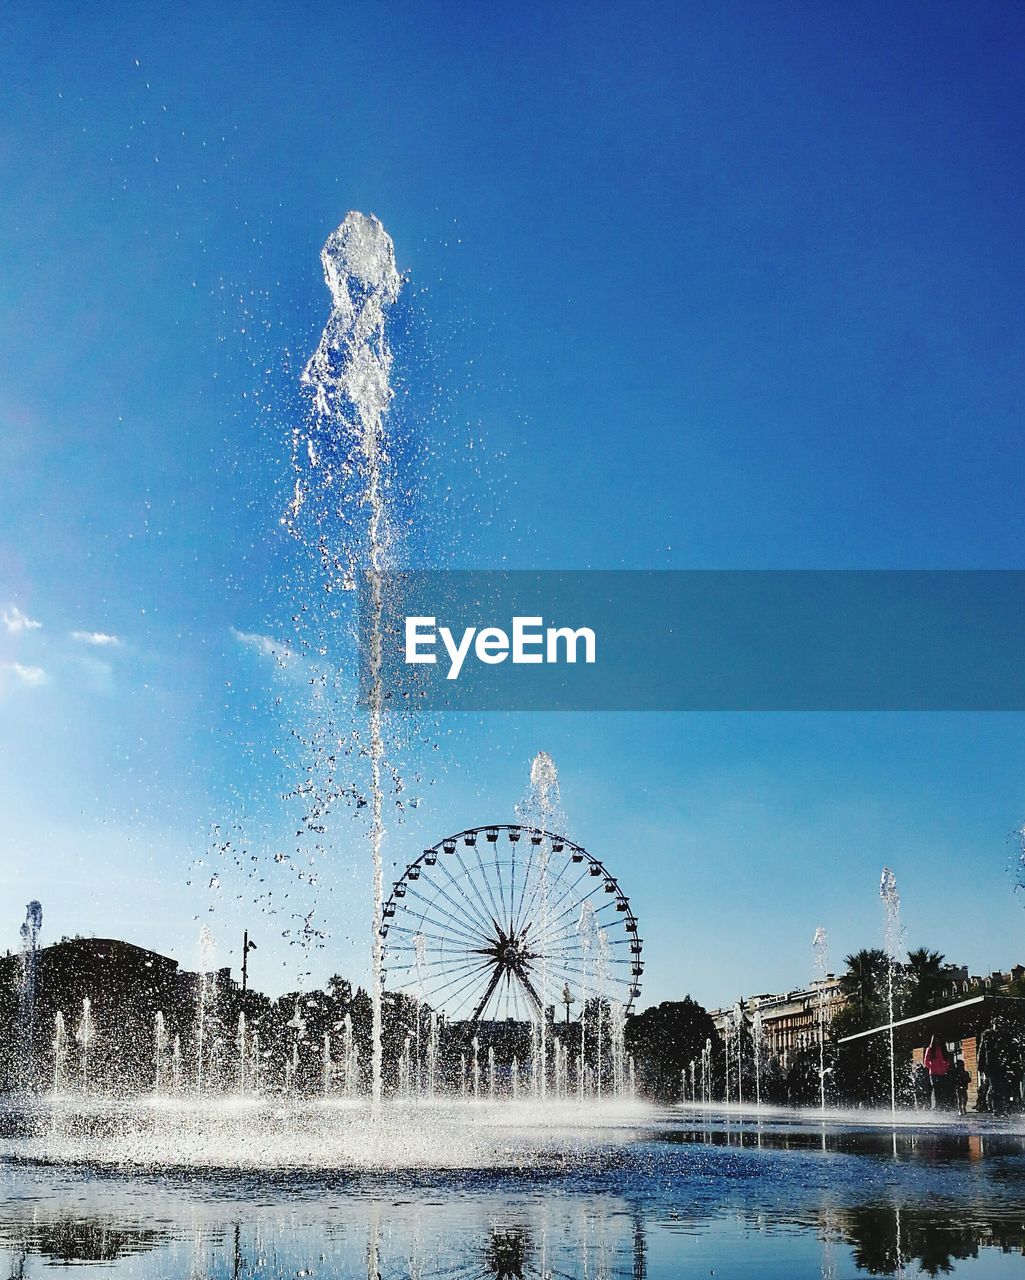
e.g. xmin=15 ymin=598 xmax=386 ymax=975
xmin=379 ymin=825 xmax=643 ymax=1023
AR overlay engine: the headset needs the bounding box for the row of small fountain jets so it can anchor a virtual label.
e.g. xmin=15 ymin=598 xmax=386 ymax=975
xmin=47 ymin=996 xmax=638 ymax=1104
xmin=680 ymin=868 xmax=908 ymax=1116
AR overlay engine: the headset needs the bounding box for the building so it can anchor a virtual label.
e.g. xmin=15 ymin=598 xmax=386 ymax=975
xmin=0 ymin=934 xmax=238 ymax=1093
xmin=710 ymin=976 xmax=845 ymax=1067
xmin=837 ymin=994 xmax=1025 ymax=1110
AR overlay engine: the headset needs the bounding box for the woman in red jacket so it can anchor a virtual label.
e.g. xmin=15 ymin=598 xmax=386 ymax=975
xmin=923 ymin=1035 xmax=953 ymax=1110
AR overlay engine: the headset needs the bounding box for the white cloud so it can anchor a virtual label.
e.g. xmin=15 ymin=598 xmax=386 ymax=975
xmin=70 ymin=630 xmax=121 ymax=647
xmin=3 ymin=606 xmax=42 ymax=633
xmin=6 ymin=662 xmax=48 ymax=688
xmin=232 ymin=628 xmax=298 ymax=665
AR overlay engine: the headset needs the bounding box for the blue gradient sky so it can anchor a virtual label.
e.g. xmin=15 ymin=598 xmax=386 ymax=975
xmin=2 ymin=1 xmax=1025 ymax=1004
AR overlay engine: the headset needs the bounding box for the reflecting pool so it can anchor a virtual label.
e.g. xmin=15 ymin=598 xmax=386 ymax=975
xmin=3 ymin=1107 xmax=1024 ymax=1278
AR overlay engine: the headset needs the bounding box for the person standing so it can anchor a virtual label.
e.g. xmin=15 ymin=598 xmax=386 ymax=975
xmin=952 ymin=1055 xmax=971 ymax=1115
xmin=923 ymin=1034 xmax=952 ymax=1110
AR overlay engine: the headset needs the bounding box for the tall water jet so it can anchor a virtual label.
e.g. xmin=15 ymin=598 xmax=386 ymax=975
xmin=751 ymin=1013 xmax=763 ymax=1110
xmin=880 ymin=868 xmax=905 ymax=1120
xmin=18 ymin=900 xmax=42 ymax=1089
xmin=472 ymin=1034 xmax=481 ymax=1099
xmin=812 ymin=927 xmax=829 ymax=1113
xmin=517 ymin=751 xmax=566 ymax=1100
xmin=154 ymin=1012 xmax=167 ymax=1095
xmin=427 ymin=1010 xmax=438 ymax=1098
xmin=251 ymin=1031 xmax=262 ymax=1094
xmin=322 ymin=1031 xmax=332 ymax=1096
xmin=195 ymin=927 xmax=217 ymax=1094
xmin=296 ymin=212 xmax=402 ymax=1114
xmin=286 ymin=999 xmax=307 ymax=1094
xmin=237 ymin=1013 xmax=248 ymax=1095
xmin=52 ymin=1012 xmax=66 ymax=1095
xmin=732 ymin=1003 xmax=744 ymax=1108
xmin=578 ymin=900 xmax=595 ymax=1095
xmin=75 ymin=997 xmax=93 ymax=1092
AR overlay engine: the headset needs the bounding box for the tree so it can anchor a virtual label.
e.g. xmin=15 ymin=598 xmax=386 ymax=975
xmin=836 ymin=949 xmax=889 ymax=1034
xmin=904 ymin=948 xmax=947 ymax=1017
xmin=625 ymin=998 xmax=719 ymax=1101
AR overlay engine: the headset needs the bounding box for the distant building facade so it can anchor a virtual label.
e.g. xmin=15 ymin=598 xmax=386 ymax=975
xmin=0 ymin=934 xmax=238 ymax=1092
xmin=710 ymin=976 xmax=845 ymax=1067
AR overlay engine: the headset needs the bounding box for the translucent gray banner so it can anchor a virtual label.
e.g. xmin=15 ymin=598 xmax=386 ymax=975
xmin=357 ymin=571 xmax=1025 ymax=711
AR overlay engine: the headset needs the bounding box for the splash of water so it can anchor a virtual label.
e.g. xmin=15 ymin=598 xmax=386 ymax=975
xmin=751 ymin=1011 xmax=763 ymax=1110
xmin=154 ymin=1012 xmax=167 ymax=1095
xmin=196 ymin=926 xmax=217 ymax=1094
xmin=75 ymin=997 xmax=93 ymax=1092
xmin=732 ymin=1002 xmax=745 ymax=1108
xmin=880 ymin=868 xmax=905 ymax=1120
xmin=52 ymin=1012 xmax=66 ymax=1095
xmin=1015 ymin=826 xmax=1025 ymax=897
xmin=516 ymin=752 xmax=569 ymax=1101
xmin=18 ymin=900 xmax=42 ymax=1089
xmin=295 ymin=212 xmax=403 ymax=1112
xmin=813 ymin=926 xmax=829 ymax=1113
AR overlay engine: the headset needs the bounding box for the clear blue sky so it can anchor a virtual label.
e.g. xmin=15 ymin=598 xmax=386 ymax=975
xmin=2 ymin=1 xmax=1025 ymax=1006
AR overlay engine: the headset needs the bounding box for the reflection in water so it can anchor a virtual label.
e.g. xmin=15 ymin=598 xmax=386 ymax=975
xmin=0 ymin=1212 xmax=171 ymax=1266
xmin=3 ymin=1128 xmax=1025 ymax=1278
xmin=482 ymin=1226 xmax=528 ymax=1278
xmin=839 ymin=1204 xmax=1025 ymax=1277
xmin=661 ymin=1122 xmax=1025 ymax=1162
xmin=0 ymin=1186 xmax=647 ymax=1280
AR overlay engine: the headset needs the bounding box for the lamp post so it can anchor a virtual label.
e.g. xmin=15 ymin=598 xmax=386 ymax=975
xmin=241 ymin=931 xmax=257 ymax=995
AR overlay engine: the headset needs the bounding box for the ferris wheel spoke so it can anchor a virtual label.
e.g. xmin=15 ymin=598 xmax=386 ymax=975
xmin=513 ymin=848 xmax=586 ymax=940
xmin=510 ymin=836 xmax=537 ymax=937
xmin=510 ymin=964 xmax=543 ymax=1016
xmin=451 ymin=847 xmax=504 ymax=938
xmin=491 ymin=839 xmax=510 ymax=930
xmin=387 ymin=917 xmax=479 ymax=950
xmin=415 ymin=867 xmax=497 ymax=941
xmin=539 ymin=884 xmax=621 ymax=946
xmin=469 ymin=963 xmax=506 ymax=1023
xmin=508 ymin=840 xmax=517 ymax=936
xmin=532 ymin=875 xmax=603 ymax=947
xmin=469 ymin=840 xmax=506 ymax=929
xmin=534 ymin=864 xmax=608 ymax=937
xmin=415 ymin=956 xmax=497 ymax=1004
xmin=535 ymin=901 xmax=621 ymax=953
xmin=400 ymin=885 xmax=494 ymax=949
xmin=511 ymin=846 xmax=561 ymax=940
xmin=429 ymin=960 xmax=504 ymax=1014
xmin=413 ymin=958 xmax=491 ymax=996
xmin=545 ymin=957 xmax=632 ymax=993
xmin=385 ymin=921 xmax=480 ymax=952
xmin=431 ymin=856 xmax=499 ymax=938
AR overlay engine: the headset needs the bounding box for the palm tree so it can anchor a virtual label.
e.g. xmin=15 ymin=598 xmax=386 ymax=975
xmin=838 ymin=949 xmax=889 ymax=1031
xmin=905 ymin=947 xmax=947 ymax=1017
